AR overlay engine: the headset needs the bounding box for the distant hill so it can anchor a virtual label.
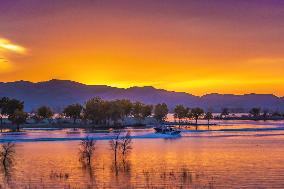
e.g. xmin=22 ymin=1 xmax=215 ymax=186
xmin=0 ymin=79 xmax=283 ymax=112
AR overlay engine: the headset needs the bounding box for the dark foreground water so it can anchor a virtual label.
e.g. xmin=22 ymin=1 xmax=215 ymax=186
xmin=1 ymin=121 xmax=284 ymax=188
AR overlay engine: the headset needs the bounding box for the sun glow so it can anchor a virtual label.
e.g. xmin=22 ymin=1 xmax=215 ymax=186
xmin=0 ymin=38 xmax=27 ymax=72
xmin=0 ymin=38 xmax=26 ymax=54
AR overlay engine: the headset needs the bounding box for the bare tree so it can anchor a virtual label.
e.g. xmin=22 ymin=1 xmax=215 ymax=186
xmin=120 ymin=131 xmax=132 ymax=157
xmin=109 ymin=131 xmax=133 ymax=177
xmin=79 ymin=137 xmax=96 ymax=164
xmin=0 ymin=142 xmax=16 ymax=166
xmin=0 ymin=142 xmax=16 ymax=186
xmin=109 ymin=131 xmax=121 ymax=163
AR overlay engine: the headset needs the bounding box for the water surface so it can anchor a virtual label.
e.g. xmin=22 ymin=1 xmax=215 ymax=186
xmin=1 ymin=121 xmax=284 ymax=188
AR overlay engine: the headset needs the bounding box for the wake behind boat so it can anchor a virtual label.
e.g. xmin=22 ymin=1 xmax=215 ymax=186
xmin=154 ymin=126 xmax=181 ymax=135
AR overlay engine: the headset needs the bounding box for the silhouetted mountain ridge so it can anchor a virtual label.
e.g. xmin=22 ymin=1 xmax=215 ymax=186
xmin=0 ymin=80 xmax=283 ymax=112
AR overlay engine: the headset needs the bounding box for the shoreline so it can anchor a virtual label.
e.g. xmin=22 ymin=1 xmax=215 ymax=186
xmin=1 ymin=118 xmax=284 ymax=131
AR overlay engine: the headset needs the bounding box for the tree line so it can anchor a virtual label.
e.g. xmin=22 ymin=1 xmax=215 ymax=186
xmin=0 ymin=97 xmax=169 ymax=131
xmin=173 ymin=105 xmax=284 ymax=124
xmin=173 ymin=104 xmax=212 ymax=125
xmin=1 ymin=96 xmax=284 ymax=131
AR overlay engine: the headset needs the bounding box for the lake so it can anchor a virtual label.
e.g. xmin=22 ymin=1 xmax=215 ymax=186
xmin=1 ymin=120 xmax=284 ymax=188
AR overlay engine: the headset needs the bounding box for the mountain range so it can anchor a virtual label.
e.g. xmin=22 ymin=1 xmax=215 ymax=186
xmin=0 ymin=79 xmax=283 ymax=112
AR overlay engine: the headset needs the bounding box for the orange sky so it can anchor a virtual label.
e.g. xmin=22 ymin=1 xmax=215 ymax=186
xmin=1 ymin=1 xmax=284 ymax=96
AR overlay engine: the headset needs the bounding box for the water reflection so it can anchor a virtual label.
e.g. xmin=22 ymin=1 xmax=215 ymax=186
xmin=111 ymin=158 xmax=132 ymax=177
xmin=78 ymin=137 xmax=97 ymax=187
xmin=1 ymin=160 xmax=14 ymax=187
xmin=81 ymin=161 xmax=97 ymax=188
xmin=0 ymin=124 xmax=283 ymax=188
xmin=49 ymin=170 xmax=70 ymax=181
xmin=0 ymin=139 xmax=217 ymax=188
xmin=140 ymin=166 xmax=215 ymax=188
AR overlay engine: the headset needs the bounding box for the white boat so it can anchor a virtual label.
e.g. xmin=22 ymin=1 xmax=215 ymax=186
xmin=154 ymin=126 xmax=181 ymax=135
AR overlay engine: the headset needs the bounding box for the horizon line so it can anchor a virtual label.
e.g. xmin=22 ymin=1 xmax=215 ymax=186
xmin=0 ymin=79 xmax=282 ymax=98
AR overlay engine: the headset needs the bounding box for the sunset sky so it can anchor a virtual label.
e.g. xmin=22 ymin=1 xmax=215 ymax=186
xmin=1 ymin=0 xmax=284 ymax=96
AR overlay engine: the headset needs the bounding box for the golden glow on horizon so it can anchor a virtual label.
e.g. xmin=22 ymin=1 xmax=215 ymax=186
xmin=0 ymin=60 xmax=12 ymax=72
xmin=2 ymin=47 xmax=284 ymax=96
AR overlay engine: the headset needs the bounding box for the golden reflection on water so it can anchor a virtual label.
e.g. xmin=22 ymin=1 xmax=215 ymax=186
xmin=1 ymin=136 xmax=284 ymax=188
